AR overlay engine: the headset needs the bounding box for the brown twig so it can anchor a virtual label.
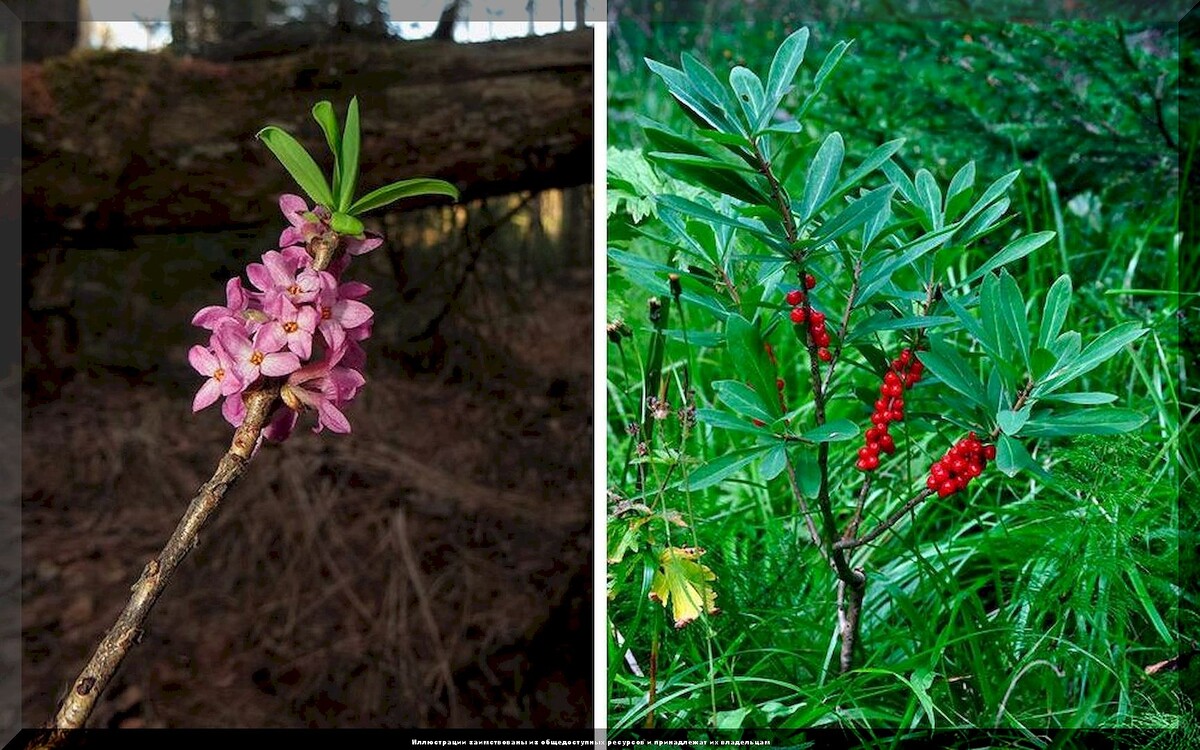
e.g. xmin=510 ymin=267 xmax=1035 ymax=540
xmin=38 ymin=233 xmax=344 ymax=741
xmin=45 ymin=385 xmax=278 ymax=735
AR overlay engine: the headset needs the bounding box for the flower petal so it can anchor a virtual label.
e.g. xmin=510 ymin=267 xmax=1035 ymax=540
xmin=334 ymin=299 xmax=373 ymax=329
xmin=188 ymin=345 xmax=218 ymax=375
xmin=192 ymin=378 xmax=221 ymax=412
xmin=261 ymin=351 xmax=301 ymax=377
xmin=317 ymin=401 xmax=352 ymax=433
xmin=263 ymin=407 xmax=299 ymax=442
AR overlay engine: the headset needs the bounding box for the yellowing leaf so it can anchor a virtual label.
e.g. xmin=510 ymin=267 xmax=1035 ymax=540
xmin=648 ymin=546 xmax=720 ymax=628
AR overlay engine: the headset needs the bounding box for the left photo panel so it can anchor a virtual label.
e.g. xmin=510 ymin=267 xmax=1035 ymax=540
xmin=14 ymin=2 xmax=592 ymax=735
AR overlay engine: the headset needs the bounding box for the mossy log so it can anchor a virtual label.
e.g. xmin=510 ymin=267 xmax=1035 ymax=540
xmin=22 ymin=29 xmax=592 ymax=233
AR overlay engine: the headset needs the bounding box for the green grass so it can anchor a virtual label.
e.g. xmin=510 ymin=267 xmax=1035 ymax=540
xmin=606 ymin=15 xmax=1190 ymax=735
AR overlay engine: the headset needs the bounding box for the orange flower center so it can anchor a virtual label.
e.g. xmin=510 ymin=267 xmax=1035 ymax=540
xmin=214 ymin=368 xmax=225 ymax=381
xmin=250 ymin=351 xmax=264 ymax=366
xmin=283 ymin=322 xmax=298 ymax=333
xmin=321 ymin=307 xmax=332 ymax=320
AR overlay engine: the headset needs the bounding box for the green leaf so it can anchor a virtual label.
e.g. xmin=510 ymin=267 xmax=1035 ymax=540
xmin=713 ymin=379 xmax=773 ymax=423
xmin=832 ymin=138 xmax=905 ymax=200
xmin=257 ymin=126 xmax=335 ymax=208
xmin=997 ymin=406 xmax=1031 ymax=436
xmin=765 ymin=27 xmax=810 ymax=108
xmin=856 ymin=224 xmax=956 ymax=305
xmin=657 ymin=195 xmax=774 ymax=243
xmin=681 ymin=54 xmax=740 ymax=128
xmin=348 ymin=178 xmax=458 ymax=215
xmin=966 ymin=231 xmax=1055 ymax=284
xmin=812 ymin=184 xmax=895 ymax=246
xmin=311 ymin=100 xmax=342 ymax=197
xmin=1030 ymin=346 xmax=1057 ymax=380
xmin=724 ymin=314 xmax=782 ymax=420
xmin=1038 ymin=274 xmax=1072 ymax=349
xmin=330 ymin=212 xmax=364 ymax=236
xmin=646 ymin=151 xmax=758 ymax=174
xmin=798 ymin=132 xmax=844 ymax=223
xmin=684 ymin=447 xmax=768 ymax=490
xmin=792 ymin=446 xmax=820 ymax=498
xmin=696 ymin=408 xmax=773 ymax=435
xmin=336 ymin=97 xmax=360 ymax=212
xmin=802 ymin=419 xmax=860 ymax=443
xmin=959 ymin=170 xmax=1019 ymax=226
xmin=914 ymin=169 xmax=943 ymax=231
xmin=646 ymin=57 xmax=735 ymax=134
xmin=795 ymin=40 xmax=851 ymax=121
xmin=944 ymin=161 xmax=975 ymax=220
xmin=995 ymin=434 xmax=1031 ymax=477
xmin=918 ymin=338 xmax=988 ymax=409
xmin=1021 ymin=408 xmax=1148 ymax=436
xmin=1042 ymin=392 xmax=1118 ymax=405
xmin=998 ymin=271 xmax=1031 ymax=368
xmin=1037 ymin=322 xmax=1146 ymax=395
xmin=759 ymin=443 xmax=788 ymax=481
xmin=730 ymin=66 xmax=766 ymax=131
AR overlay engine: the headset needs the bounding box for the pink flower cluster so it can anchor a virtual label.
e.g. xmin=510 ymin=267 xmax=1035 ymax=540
xmin=189 ymin=195 xmax=381 ymax=441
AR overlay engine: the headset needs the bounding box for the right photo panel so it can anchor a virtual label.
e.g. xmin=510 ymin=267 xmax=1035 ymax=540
xmin=605 ymin=5 xmax=1183 ymax=741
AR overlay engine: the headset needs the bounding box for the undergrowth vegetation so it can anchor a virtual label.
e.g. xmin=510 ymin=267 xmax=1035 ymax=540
xmin=606 ymin=14 xmax=1191 ymax=738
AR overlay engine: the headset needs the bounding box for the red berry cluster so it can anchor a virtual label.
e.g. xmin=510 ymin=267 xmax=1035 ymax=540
xmin=925 ymin=432 xmax=998 ymax=497
xmin=856 ymin=348 xmax=925 ymax=471
xmin=786 ymin=274 xmax=831 ymax=361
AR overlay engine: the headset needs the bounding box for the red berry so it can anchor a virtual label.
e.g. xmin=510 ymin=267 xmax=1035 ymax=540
xmin=864 ymin=454 xmax=880 ymax=470
xmin=884 ymin=371 xmax=901 ymax=386
xmin=893 ymin=398 xmax=904 ymax=410
xmin=752 ymin=418 xmax=766 ymax=427
xmin=950 ymin=457 xmax=967 ymax=473
xmin=804 ymin=273 xmax=817 ymax=290
xmin=937 ymin=481 xmax=957 ymax=498
xmin=809 ymin=310 xmax=826 ymax=326
xmin=858 ymin=446 xmax=877 ymax=460
xmin=814 ymin=330 xmax=831 ymax=347
xmin=886 ymin=383 xmax=903 ymax=398
xmin=912 ymin=361 xmax=925 ymax=376
xmin=927 ymin=475 xmax=939 ymax=489
xmin=857 ymin=458 xmax=871 ymax=471
xmin=818 ymin=347 xmax=832 ymax=362
xmin=879 ymin=434 xmax=896 ymax=454
xmin=776 ymin=378 xmax=786 ymax=391
xmin=866 ymin=427 xmax=882 ymax=442
xmin=871 ymin=412 xmax=888 ymax=427
xmin=786 ymin=289 xmax=803 ymax=306
xmin=983 ymin=444 xmax=997 ymax=460
xmin=875 ymin=398 xmax=889 ymax=412
xmin=790 ymin=307 xmax=805 ymax=324
xmin=931 ymin=463 xmax=949 ymax=482
xmin=899 ymin=349 xmax=911 ymax=364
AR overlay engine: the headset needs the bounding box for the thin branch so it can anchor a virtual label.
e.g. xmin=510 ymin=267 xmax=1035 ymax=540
xmin=820 ymin=260 xmax=863 ymax=393
xmin=47 ymin=385 xmax=278 ymax=734
xmin=40 ymin=234 xmax=344 ymax=739
xmin=835 ymin=488 xmax=934 ymax=551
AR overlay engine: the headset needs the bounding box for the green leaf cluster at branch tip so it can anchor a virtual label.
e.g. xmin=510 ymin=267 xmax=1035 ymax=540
xmin=256 ymin=97 xmax=459 ymax=236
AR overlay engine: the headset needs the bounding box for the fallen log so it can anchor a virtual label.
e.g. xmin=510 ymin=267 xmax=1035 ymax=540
xmin=22 ymin=29 xmax=593 ymax=234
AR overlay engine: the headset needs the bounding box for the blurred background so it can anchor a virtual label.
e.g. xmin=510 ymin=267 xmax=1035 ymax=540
xmin=14 ymin=0 xmax=593 ymax=729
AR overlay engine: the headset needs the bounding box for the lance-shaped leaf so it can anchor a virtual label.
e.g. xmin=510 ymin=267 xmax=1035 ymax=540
xmin=918 ymin=337 xmax=988 ymax=409
xmin=966 ymin=231 xmax=1055 ymax=284
xmin=1038 ymin=274 xmax=1073 ymax=349
xmin=765 ymin=27 xmax=810 ymax=110
xmin=729 ymin=66 xmax=766 ymax=132
xmin=311 ymin=101 xmax=342 ymax=197
xmin=349 ymin=178 xmax=459 ymax=215
xmin=798 ymin=132 xmax=844 ymax=223
xmin=336 ymin=97 xmax=361 ymax=212
xmin=802 ymin=419 xmax=860 ymax=443
xmin=257 ymin=126 xmax=335 ymax=208
xmin=1021 ymin=408 xmax=1148 ymax=436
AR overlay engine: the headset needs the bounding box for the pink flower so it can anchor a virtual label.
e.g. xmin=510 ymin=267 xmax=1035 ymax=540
xmin=247 ymin=250 xmax=322 ymax=307
xmin=271 ymin=346 xmax=366 ymax=439
xmin=278 ymin=194 xmax=332 ymax=248
xmin=188 ymin=341 xmax=242 ymax=412
xmin=192 ymin=277 xmax=250 ymax=331
xmin=216 ymin=322 xmax=300 ymax=384
xmin=315 ymin=282 xmax=373 ymax=351
xmin=344 ymin=231 xmax=383 ymax=256
xmin=261 ymin=297 xmax=319 ymax=360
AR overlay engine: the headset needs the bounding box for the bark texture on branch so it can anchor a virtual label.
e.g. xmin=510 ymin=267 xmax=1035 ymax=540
xmin=22 ymin=29 xmax=592 ymax=233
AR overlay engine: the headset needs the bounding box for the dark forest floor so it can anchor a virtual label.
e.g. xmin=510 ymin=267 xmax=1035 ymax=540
xmin=21 ymin=265 xmax=593 ymax=728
